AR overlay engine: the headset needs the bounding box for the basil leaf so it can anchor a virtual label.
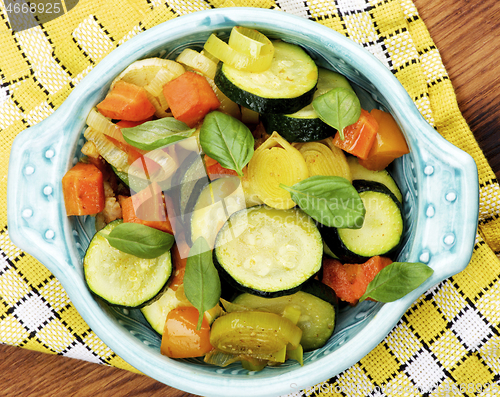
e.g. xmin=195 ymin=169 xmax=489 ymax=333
xmin=312 ymin=87 xmax=361 ymax=140
xmin=121 ymin=117 xmax=195 ymax=151
xmin=199 ymin=111 xmax=254 ymax=177
xmin=100 ymin=223 xmax=174 ymax=259
xmin=359 ymin=262 xmax=434 ymax=303
xmin=183 ymin=237 xmax=221 ymax=329
xmin=280 ymin=175 xmax=365 ymax=228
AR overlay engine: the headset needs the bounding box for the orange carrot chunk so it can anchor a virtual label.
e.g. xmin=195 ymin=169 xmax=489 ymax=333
xmin=358 ymin=109 xmax=410 ymax=171
xmin=204 ymin=154 xmax=238 ymax=181
xmin=169 ymin=242 xmax=189 ymax=291
xmin=96 ymin=81 xmax=156 ymax=121
xmin=62 ymin=162 xmax=105 ymax=216
xmin=163 ymin=71 xmax=220 ymax=128
xmin=321 ymin=256 xmax=392 ymax=305
xmin=119 ymin=182 xmax=173 ymax=234
xmin=332 ymin=108 xmax=379 ymax=160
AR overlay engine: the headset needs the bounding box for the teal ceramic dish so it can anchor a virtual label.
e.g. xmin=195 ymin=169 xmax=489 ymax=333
xmin=7 ymin=8 xmax=479 ymax=397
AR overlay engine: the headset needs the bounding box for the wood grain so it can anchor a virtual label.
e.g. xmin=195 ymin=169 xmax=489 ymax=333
xmin=1 ymin=1 xmax=499 ymax=396
xmin=414 ymin=0 xmax=500 ymax=177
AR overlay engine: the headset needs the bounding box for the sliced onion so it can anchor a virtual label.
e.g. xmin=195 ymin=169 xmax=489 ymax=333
xmin=248 ymin=132 xmax=309 ymax=209
xmin=295 ymin=140 xmax=352 ymax=181
xmin=241 ymin=106 xmax=259 ymax=124
xmin=84 ymin=127 xmax=129 ymax=172
xmin=176 ymin=48 xmax=218 ymax=80
xmin=205 ymin=76 xmax=241 ymax=119
xmin=204 ymin=350 xmax=240 ymax=367
xmin=110 ymin=58 xmax=185 ymax=89
xmin=86 ymin=108 xmax=121 ymax=140
xmin=203 ymin=29 xmax=274 ymax=73
xmin=228 ymin=26 xmax=267 ymax=58
xmin=144 ymin=67 xmax=178 ymax=97
xmin=143 ymin=90 xmax=170 ymax=118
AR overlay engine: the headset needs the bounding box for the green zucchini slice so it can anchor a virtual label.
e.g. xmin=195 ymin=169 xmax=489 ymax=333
xmin=190 ymin=176 xmax=247 ymax=248
xmin=168 ymin=150 xmax=209 ymax=246
xmin=320 ymin=180 xmax=404 ymax=263
xmin=347 ymin=156 xmax=402 ymax=202
xmin=140 ymin=288 xmax=181 ymax=334
xmin=141 ymin=287 xmax=222 ymax=334
xmin=172 ymin=151 xmax=209 ymax=217
xmin=261 ymin=68 xmax=354 ymax=142
xmin=84 ymin=220 xmax=173 ymax=308
xmin=233 ymin=290 xmax=336 ymax=351
xmin=215 ymin=41 xmax=318 ymax=114
xmin=214 ymin=205 xmax=322 ymax=297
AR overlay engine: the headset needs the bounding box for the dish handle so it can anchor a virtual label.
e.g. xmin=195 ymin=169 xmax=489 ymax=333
xmin=394 ymin=127 xmax=479 ymax=280
xmin=7 ymin=114 xmax=84 ymax=273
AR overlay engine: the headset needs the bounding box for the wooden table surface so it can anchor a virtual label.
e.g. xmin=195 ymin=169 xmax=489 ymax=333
xmin=1 ymin=1 xmax=499 ymax=396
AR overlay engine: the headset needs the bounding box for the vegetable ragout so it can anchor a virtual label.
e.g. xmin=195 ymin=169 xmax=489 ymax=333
xmin=61 ymin=26 xmax=433 ymax=370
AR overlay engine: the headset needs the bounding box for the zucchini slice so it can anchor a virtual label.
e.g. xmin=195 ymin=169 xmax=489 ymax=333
xmin=233 ymin=289 xmax=336 ymax=351
xmin=261 ymin=68 xmax=354 ymax=142
xmin=213 ymin=205 xmax=322 ymax=297
xmin=84 ymin=220 xmax=173 ymax=308
xmin=190 ymin=176 xmax=247 ymax=248
xmin=215 ymin=41 xmax=318 ymax=114
xmin=140 ymin=288 xmax=183 ymax=334
xmin=141 ymin=286 xmax=222 ymax=334
xmin=347 ymin=156 xmax=402 ymax=202
xmin=168 ymin=150 xmax=209 ymax=246
xmin=320 ymin=180 xmax=404 ymax=263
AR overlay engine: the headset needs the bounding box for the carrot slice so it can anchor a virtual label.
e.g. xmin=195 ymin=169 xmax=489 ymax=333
xmin=62 ymin=162 xmax=105 ymax=216
xmin=358 ymin=109 xmax=410 ymax=170
xmin=119 ymin=182 xmax=173 ymax=234
xmin=169 ymin=242 xmax=189 ymax=291
xmin=332 ymin=109 xmax=379 ymax=160
xmin=163 ymin=71 xmax=220 ymax=127
xmin=204 ymin=154 xmax=238 ymax=181
xmin=321 ymin=256 xmax=392 ymax=305
xmin=96 ymin=81 xmax=156 ymax=121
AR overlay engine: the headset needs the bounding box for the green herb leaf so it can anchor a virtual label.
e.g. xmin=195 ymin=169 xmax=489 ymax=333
xmin=121 ymin=117 xmax=196 ymax=151
xmin=312 ymin=87 xmax=361 ymax=140
xmin=100 ymin=222 xmax=174 ymax=259
xmin=183 ymin=237 xmax=221 ymax=329
xmin=359 ymin=262 xmax=434 ymax=303
xmin=280 ymin=175 xmax=365 ymax=228
xmin=199 ymin=111 xmax=254 ymax=177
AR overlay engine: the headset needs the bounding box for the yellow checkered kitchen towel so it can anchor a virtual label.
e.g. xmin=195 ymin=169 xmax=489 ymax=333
xmin=1 ymin=0 xmax=499 ymax=394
